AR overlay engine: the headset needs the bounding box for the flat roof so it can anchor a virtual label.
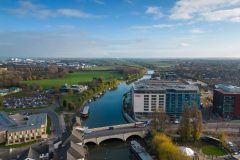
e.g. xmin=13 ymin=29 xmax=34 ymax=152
xmin=0 ymin=112 xmax=47 ymax=132
xmin=133 ymin=80 xmax=199 ymax=92
xmin=215 ymin=84 xmax=240 ymax=94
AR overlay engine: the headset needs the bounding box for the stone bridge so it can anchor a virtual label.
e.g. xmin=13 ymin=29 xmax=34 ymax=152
xmin=73 ymin=123 xmax=149 ymax=145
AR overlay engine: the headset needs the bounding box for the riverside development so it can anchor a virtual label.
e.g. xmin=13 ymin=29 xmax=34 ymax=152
xmin=1 ymin=60 xmax=240 ymax=160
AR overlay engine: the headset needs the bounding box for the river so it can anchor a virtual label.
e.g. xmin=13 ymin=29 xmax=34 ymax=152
xmin=81 ymin=70 xmax=153 ymax=160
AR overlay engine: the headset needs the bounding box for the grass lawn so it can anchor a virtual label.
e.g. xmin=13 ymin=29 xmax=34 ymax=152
xmin=59 ymin=93 xmax=82 ymax=109
xmin=21 ymin=70 xmax=125 ymax=89
xmin=0 ymin=140 xmax=37 ymax=148
xmin=47 ymin=115 xmax=52 ymax=135
xmin=201 ymin=145 xmax=227 ymax=156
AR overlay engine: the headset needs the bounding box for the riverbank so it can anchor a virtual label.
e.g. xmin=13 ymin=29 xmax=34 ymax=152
xmin=58 ymin=79 xmax=119 ymax=113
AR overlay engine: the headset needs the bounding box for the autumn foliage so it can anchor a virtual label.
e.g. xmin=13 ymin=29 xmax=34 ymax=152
xmin=152 ymin=133 xmax=191 ymax=160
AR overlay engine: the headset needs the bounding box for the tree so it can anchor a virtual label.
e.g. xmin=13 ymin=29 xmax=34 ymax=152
xmin=192 ymin=105 xmax=203 ymax=141
xmin=68 ymin=89 xmax=73 ymax=96
xmin=0 ymin=96 xmax=3 ymax=108
xmin=68 ymin=102 xmax=75 ymax=111
xmin=217 ymin=131 xmax=226 ymax=148
xmin=152 ymin=133 xmax=191 ymax=160
xmin=151 ymin=110 xmax=169 ymax=133
xmin=63 ymin=100 xmax=67 ymax=108
xmin=179 ymin=105 xmax=192 ymax=142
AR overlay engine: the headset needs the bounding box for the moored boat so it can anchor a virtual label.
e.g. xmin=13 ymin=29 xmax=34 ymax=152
xmin=130 ymin=141 xmax=153 ymax=160
xmin=81 ymin=105 xmax=89 ymax=118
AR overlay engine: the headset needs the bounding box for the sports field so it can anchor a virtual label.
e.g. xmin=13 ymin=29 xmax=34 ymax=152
xmin=21 ymin=71 xmax=124 ymax=89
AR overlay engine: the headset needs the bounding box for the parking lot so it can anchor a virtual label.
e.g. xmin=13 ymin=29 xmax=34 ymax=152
xmin=3 ymin=91 xmax=52 ymax=109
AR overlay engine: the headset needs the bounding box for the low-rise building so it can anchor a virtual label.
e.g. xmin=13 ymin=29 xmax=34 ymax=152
xmin=0 ymin=112 xmax=48 ymax=145
xmin=213 ymin=84 xmax=240 ymax=118
xmin=60 ymin=84 xmax=88 ymax=93
xmin=132 ymin=80 xmax=200 ymax=118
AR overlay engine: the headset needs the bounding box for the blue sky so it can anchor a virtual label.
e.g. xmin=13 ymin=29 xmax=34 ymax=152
xmin=0 ymin=0 xmax=240 ymax=58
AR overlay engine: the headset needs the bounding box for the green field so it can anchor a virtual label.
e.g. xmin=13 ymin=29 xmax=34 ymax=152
xmin=21 ymin=71 xmax=125 ymax=89
xmin=83 ymin=65 xmax=116 ymax=70
xmin=151 ymin=62 xmax=176 ymax=68
xmin=201 ymin=145 xmax=227 ymax=156
xmin=0 ymin=140 xmax=37 ymax=148
xmin=60 ymin=93 xmax=81 ymax=107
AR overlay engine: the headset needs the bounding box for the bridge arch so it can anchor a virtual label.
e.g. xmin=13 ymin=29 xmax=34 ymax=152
xmin=84 ymin=139 xmax=98 ymax=145
xmin=97 ymin=134 xmax=125 ymax=144
xmin=125 ymin=132 xmax=145 ymax=141
xmin=85 ymin=141 xmax=97 ymax=145
xmin=126 ymin=134 xmax=142 ymax=141
xmin=98 ymin=137 xmax=125 ymax=145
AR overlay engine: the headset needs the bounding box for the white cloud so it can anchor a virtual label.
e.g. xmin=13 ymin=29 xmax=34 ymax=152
xmin=203 ymin=8 xmax=240 ymax=22
xmin=93 ymin=0 xmax=105 ymax=5
xmin=180 ymin=42 xmax=190 ymax=47
xmin=57 ymin=9 xmax=95 ymax=18
xmin=125 ymin=0 xmax=134 ymax=4
xmin=3 ymin=1 xmax=99 ymax=18
xmin=145 ymin=6 xmax=163 ymax=19
xmin=131 ymin=22 xmax=194 ymax=30
xmin=132 ymin=24 xmax=175 ymax=30
xmin=170 ymin=0 xmax=240 ymax=22
xmin=190 ymin=28 xmax=204 ymax=34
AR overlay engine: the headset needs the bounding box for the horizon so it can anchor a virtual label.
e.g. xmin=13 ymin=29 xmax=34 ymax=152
xmin=1 ymin=0 xmax=240 ymax=58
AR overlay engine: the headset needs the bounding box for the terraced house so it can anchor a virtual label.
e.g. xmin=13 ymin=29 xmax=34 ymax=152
xmin=0 ymin=112 xmax=48 ymax=145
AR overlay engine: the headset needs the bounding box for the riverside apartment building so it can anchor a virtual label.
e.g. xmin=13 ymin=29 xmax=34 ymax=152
xmin=132 ymin=80 xmax=200 ymax=118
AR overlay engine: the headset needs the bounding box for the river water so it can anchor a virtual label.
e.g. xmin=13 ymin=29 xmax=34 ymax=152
xmin=81 ymin=70 xmax=153 ymax=160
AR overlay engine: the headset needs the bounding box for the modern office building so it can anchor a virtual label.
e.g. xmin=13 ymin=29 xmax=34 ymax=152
xmin=0 ymin=112 xmax=48 ymax=145
xmin=213 ymin=84 xmax=240 ymax=117
xmin=132 ymin=80 xmax=200 ymax=118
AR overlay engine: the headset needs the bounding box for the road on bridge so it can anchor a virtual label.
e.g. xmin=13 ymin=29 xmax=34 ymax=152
xmin=84 ymin=127 xmax=147 ymax=139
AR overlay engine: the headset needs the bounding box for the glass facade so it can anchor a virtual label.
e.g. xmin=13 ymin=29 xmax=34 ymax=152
xmin=165 ymin=90 xmax=200 ymax=117
xmin=223 ymin=96 xmax=235 ymax=114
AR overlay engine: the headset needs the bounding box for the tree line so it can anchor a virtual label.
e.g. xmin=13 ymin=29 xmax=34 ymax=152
xmin=60 ymin=77 xmax=119 ymax=112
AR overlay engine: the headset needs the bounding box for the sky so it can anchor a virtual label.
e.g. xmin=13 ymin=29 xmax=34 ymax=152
xmin=0 ymin=0 xmax=240 ymax=58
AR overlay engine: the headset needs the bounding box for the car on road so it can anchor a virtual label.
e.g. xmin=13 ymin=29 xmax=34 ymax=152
xmin=109 ymin=127 xmax=114 ymax=130
xmin=174 ymin=119 xmax=180 ymax=124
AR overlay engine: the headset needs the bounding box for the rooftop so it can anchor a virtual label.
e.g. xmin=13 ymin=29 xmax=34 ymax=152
xmin=0 ymin=112 xmax=47 ymax=132
xmin=0 ymin=112 xmax=18 ymax=130
xmin=133 ymin=80 xmax=199 ymax=92
xmin=215 ymin=84 xmax=240 ymax=93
